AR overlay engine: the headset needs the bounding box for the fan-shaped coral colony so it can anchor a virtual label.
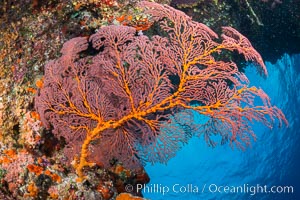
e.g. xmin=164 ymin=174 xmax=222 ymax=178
xmin=35 ymin=1 xmax=287 ymax=182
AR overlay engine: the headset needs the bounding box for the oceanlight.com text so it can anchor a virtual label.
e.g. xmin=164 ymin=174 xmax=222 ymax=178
xmin=128 ymin=183 xmax=294 ymax=196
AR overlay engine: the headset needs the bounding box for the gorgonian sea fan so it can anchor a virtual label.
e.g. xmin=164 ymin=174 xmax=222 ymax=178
xmin=35 ymin=1 xmax=287 ymax=180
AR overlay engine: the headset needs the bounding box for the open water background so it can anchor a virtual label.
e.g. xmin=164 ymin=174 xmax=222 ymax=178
xmin=144 ymin=54 xmax=300 ymax=200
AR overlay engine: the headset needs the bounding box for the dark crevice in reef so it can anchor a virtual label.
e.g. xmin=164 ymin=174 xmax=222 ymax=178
xmin=171 ymin=0 xmax=300 ymax=63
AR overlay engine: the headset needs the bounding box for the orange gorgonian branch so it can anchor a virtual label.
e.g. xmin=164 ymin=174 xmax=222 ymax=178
xmin=35 ymin=1 xmax=287 ymax=180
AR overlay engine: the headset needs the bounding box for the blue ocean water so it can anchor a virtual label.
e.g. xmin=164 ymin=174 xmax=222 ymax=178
xmin=143 ymin=54 xmax=300 ymax=200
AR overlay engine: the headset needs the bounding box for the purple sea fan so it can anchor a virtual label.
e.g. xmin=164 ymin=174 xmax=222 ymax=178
xmin=35 ymin=1 xmax=287 ymax=180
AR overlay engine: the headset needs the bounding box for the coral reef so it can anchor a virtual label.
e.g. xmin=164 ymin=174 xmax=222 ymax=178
xmin=0 ymin=0 xmax=292 ymax=199
xmin=35 ymin=1 xmax=286 ymax=182
xmin=0 ymin=0 xmax=155 ymax=198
